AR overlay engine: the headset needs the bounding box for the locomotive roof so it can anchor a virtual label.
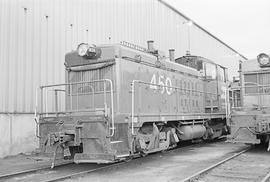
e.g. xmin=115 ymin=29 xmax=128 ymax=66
xmin=66 ymin=43 xmax=201 ymax=76
xmin=117 ymin=43 xmax=200 ymax=76
xmin=175 ymin=55 xmax=226 ymax=70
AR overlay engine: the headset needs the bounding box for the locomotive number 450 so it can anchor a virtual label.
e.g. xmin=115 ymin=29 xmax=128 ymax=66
xmin=150 ymin=74 xmax=173 ymax=95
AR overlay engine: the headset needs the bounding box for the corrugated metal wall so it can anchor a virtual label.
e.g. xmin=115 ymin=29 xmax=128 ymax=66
xmin=0 ymin=0 xmax=246 ymax=113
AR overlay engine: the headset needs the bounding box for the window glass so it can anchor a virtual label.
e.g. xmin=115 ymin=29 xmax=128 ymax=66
xmin=205 ymin=63 xmax=216 ymax=80
xmin=217 ymin=66 xmax=225 ymax=82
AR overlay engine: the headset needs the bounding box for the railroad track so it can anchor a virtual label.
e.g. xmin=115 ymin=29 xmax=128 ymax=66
xmin=41 ymin=162 xmax=125 ymax=182
xmin=0 ymin=161 xmax=117 ymax=182
xmin=0 ymin=139 xmax=229 ymax=182
xmin=182 ymin=145 xmax=270 ymax=182
xmin=261 ymin=171 xmax=270 ymax=182
xmin=0 ymin=140 xmax=205 ymax=182
xmin=0 ymin=161 xmax=72 ymax=182
xmin=0 ymin=160 xmax=72 ymax=181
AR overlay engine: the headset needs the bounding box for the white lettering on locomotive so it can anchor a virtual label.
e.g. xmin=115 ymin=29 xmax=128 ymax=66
xmin=150 ymin=74 xmax=173 ymax=95
xmin=165 ymin=77 xmax=173 ymax=95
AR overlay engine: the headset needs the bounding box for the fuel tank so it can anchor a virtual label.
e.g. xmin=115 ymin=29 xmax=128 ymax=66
xmin=179 ymin=125 xmax=206 ymax=141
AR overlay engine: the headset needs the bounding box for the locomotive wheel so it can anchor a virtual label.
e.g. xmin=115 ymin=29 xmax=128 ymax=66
xmin=203 ymin=128 xmax=214 ymax=140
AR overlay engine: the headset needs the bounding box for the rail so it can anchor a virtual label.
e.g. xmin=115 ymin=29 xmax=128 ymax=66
xmin=34 ymin=79 xmax=115 ymax=137
xmin=180 ymin=147 xmax=251 ymax=182
xmin=131 ymin=80 xmax=226 ymax=135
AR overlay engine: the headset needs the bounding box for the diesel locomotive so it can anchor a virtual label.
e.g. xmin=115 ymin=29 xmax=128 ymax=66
xmin=230 ymin=53 xmax=270 ymax=150
xmin=35 ymin=41 xmax=230 ymax=165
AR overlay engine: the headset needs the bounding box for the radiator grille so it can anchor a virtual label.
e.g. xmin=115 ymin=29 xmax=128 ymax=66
xmin=244 ymin=72 xmax=270 ymax=94
xmin=67 ymin=66 xmax=114 ymax=94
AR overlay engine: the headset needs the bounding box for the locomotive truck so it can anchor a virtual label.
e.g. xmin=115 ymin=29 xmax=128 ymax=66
xmin=230 ymin=53 xmax=270 ymax=150
xmin=35 ymin=41 xmax=230 ymax=166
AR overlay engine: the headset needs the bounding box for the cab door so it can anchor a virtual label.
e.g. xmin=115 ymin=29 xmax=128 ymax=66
xmin=217 ymin=66 xmax=228 ymax=113
xmin=204 ymin=62 xmax=219 ymax=113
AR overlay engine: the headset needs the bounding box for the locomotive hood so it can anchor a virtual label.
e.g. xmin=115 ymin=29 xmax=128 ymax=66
xmin=65 ymin=45 xmax=116 ymax=68
xmin=242 ymin=59 xmax=270 ymax=73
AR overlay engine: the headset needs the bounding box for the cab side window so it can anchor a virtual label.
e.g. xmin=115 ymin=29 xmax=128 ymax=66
xmin=217 ymin=66 xmax=225 ymax=82
xmin=205 ymin=63 xmax=217 ymax=80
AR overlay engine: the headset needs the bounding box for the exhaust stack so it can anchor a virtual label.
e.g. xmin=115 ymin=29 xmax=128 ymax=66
xmin=147 ymin=40 xmax=155 ymax=53
xmin=169 ymin=49 xmax=175 ymax=62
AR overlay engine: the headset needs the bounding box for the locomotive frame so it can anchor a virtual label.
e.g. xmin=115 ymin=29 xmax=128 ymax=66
xmin=35 ymin=41 xmax=230 ymax=165
xmin=230 ymin=53 xmax=270 ymax=150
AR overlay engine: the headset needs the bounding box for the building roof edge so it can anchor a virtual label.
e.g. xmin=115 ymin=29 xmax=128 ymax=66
xmin=158 ymin=0 xmax=248 ymax=60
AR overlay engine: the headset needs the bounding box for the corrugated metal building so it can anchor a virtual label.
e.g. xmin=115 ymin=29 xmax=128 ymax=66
xmin=0 ymin=0 xmax=246 ymax=157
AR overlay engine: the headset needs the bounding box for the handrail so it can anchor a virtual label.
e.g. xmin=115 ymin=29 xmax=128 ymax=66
xmin=230 ymin=82 xmax=270 ymax=109
xmin=232 ymin=82 xmax=270 ymax=90
xmin=45 ymin=88 xmax=48 ymax=117
xmin=34 ymin=87 xmax=41 ymax=138
xmin=36 ymin=79 xmax=115 ymax=137
xmin=231 ymin=106 xmax=270 ymax=110
xmin=131 ymin=80 xmax=221 ymax=135
xmin=106 ymin=79 xmax=115 ymax=137
xmin=225 ymin=87 xmax=229 ymax=119
xmin=40 ymin=79 xmax=112 ymax=88
xmin=131 ymin=80 xmax=219 ymax=95
xmin=39 ymin=80 xmax=112 ymax=113
xmin=131 ymin=80 xmax=138 ymax=135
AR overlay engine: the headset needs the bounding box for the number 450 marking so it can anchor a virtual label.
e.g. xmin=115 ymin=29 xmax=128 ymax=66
xmin=150 ymin=74 xmax=173 ymax=95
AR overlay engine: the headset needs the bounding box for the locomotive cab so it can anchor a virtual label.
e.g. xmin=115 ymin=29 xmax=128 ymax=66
xmin=176 ymin=55 xmax=228 ymax=114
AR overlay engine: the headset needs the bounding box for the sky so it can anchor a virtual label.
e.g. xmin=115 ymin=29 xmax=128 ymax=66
xmin=165 ymin=0 xmax=270 ymax=59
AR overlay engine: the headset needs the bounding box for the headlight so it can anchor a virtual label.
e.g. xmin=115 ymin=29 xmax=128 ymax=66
xmin=77 ymin=43 xmax=89 ymax=57
xmin=77 ymin=43 xmax=100 ymax=59
xmin=257 ymin=53 xmax=270 ymax=67
xmin=87 ymin=45 xmax=97 ymax=57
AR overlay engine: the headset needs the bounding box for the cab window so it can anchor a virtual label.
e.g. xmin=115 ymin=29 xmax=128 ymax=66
xmin=217 ymin=66 xmax=225 ymax=82
xmin=205 ymin=63 xmax=217 ymax=80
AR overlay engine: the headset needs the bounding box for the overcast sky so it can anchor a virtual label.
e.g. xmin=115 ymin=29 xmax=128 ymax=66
xmin=165 ymin=0 xmax=270 ymax=59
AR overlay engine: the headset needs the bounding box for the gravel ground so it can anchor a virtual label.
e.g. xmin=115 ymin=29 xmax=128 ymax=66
xmin=62 ymin=142 xmax=247 ymax=182
xmin=0 ymin=141 xmax=250 ymax=182
xmin=195 ymin=146 xmax=270 ymax=182
xmin=0 ymin=153 xmax=70 ymax=176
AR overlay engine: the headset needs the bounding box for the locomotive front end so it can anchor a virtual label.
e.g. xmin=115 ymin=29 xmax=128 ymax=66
xmin=230 ymin=53 xmax=270 ymax=148
xmin=37 ymin=43 xmax=120 ymax=165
